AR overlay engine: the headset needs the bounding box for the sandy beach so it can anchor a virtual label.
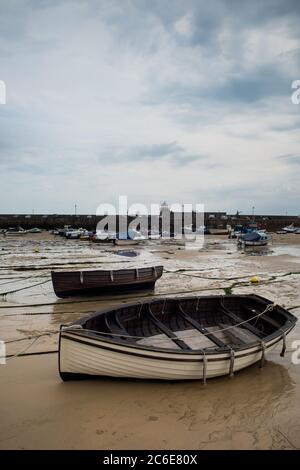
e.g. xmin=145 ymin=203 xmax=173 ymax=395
xmin=1 ymin=232 xmax=300 ymax=449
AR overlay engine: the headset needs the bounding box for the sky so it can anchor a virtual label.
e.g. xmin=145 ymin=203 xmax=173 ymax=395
xmin=0 ymin=0 xmax=300 ymax=215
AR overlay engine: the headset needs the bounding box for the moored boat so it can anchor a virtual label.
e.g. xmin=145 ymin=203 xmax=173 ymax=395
xmin=282 ymin=224 xmax=296 ymax=233
xmin=58 ymin=294 xmax=297 ymax=381
xmin=5 ymin=226 xmax=27 ymax=236
xmin=92 ymin=230 xmax=116 ymax=243
xmin=148 ymin=230 xmax=161 ymax=240
xmin=238 ymin=231 xmax=272 ymax=246
xmin=208 ymin=228 xmax=229 ymax=235
xmin=114 ymin=230 xmax=146 ymax=246
xmin=51 ymin=265 xmax=163 ymax=298
xmin=28 ymin=227 xmax=42 ymax=233
xmin=65 ymin=228 xmax=88 ymax=239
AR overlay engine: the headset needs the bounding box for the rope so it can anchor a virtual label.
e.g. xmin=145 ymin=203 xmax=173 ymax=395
xmin=202 ymin=352 xmax=207 ymax=386
xmin=0 ymin=279 xmax=51 ymax=296
xmin=280 ymin=332 xmax=286 ymax=357
xmin=260 ymin=341 xmax=266 ymax=368
xmin=5 ymin=350 xmax=58 ymax=358
xmin=4 ymin=302 xmax=277 ymax=345
xmin=229 ymin=349 xmax=235 ymax=377
xmin=5 ymin=331 xmax=55 ymax=344
xmin=5 ymin=336 xmax=41 ymax=361
xmin=164 ymin=270 xmax=269 ymax=282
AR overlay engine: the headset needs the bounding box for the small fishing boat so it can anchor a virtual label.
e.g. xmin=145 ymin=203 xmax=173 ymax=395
xmin=65 ymin=228 xmax=88 ymax=239
xmin=229 ymin=225 xmax=243 ymax=238
xmin=114 ymin=230 xmax=146 ymax=246
xmin=92 ymin=230 xmax=116 ymax=243
xmin=208 ymin=228 xmax=229 ymax=235
xmin=148 ymin=230 xmax=161 ymax=240
xmin=28 ymin=227 xmax=42 ymax=233
xmin=238 ymin=231 xmax=271 ymax=246
xmin=58 ymin=294 xmax=297 ymax=381
xmin=5 ymin=226 xmax=27 ymax=236
xmin=51 ymin=265 xmax=163 ymax=298
xmin=195 ymin=225 xmax=208 ymax=234
xmin=58 ymin=226 xmax=73 ymax=236
xmin=79 ymin=232 xmax=92 ymax=241
xmin=282 ymin=224 xmax=296 ymax=233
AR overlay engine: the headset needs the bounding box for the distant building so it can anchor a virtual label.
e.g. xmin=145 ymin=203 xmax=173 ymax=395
xmin=159 ymin=201 xmax=170 ymax=216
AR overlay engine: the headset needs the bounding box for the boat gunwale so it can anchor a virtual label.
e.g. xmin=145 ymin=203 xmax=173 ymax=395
xmin=51 ymin=265 xmax=163 ymax=277
xmin=59 ymin=325 xmax=294 ymax=362
xmin=59 ymin=294 xmax=297 ymax=356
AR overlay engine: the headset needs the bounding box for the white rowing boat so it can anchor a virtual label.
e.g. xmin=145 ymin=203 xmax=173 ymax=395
xmin=59 ymin=294 xmax=296 ymax=382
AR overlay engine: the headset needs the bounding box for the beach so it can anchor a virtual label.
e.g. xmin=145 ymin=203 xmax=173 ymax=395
xmin=1 ymin=233 xmax=300 ymax=449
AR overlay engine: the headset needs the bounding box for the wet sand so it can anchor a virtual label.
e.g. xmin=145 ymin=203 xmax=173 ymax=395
xmin=0 ymin=232 xmax=300 ymax=449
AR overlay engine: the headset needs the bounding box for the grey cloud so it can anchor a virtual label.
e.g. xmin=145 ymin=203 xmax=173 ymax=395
xmin=0 ymin=1 xmax=300 ymax=213
xmin=98 ymin=142 xmax=208 ymax=167
xmin=137 ymin=141 xmax=184 ymax=158
xmin=277 ymin=154 xmax=300 ymax=165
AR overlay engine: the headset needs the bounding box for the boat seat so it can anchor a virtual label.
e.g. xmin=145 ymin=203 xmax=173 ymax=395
xmin=146 ymin=308 xmax=191 ymax=350
xmin=177 ymin=305 xmax=228 ymax=349
xmin=218 ymin=323 xmax=258 ymax=345
xmin=105 ymin=311 xmax=132 ymax=340
xmin=244 ymin=305 xmax=280 ymax=329
xmin=219 ymin=304 xmax=264 ymax=338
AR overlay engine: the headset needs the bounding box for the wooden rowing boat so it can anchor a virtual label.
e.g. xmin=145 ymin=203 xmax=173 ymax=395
xmin=51 ymin=265 xmax=163 ymax=298
xmin=58 ymin=294 xmax=297 ymax=381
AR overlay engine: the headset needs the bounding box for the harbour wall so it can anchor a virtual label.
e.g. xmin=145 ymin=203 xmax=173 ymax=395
xmin=0 ymin=213 xmax=299 ymax=232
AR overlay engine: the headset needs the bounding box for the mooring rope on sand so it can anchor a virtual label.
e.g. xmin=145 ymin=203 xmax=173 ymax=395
xmin=0 ymin=268 xmax=298 ymax=308
xmin=5 ymin=350 xmax=58 ymax=358
xmin=3 ymin=310 xmax=95 ymax=317
xmin=0 ymin=285 xmax=228 ymax=311
xmin=0 ymin=278 xmax=51 ymax=296
xmin=5 ymin=336 xmax=41 ymax=360
xmin=163 ymin=269 xmax=269 ymax=281
xmin=0 ymin=277 xmax=288 ymax=311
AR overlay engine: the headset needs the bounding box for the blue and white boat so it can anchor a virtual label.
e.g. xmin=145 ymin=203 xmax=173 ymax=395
xmin=238 ymin=231 xmax=272 ymax=247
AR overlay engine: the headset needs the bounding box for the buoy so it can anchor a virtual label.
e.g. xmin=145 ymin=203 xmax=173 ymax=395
xmin=250 ymin=276 xmax=260 ymax=283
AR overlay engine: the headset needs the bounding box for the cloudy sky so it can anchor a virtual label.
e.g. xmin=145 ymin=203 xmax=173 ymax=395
xmin=0 ymin=0 xmax=300 ymax=214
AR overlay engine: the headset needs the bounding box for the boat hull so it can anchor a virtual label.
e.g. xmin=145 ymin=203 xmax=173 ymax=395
xmin=51 ymin=266 xmax=163 ymax=298
xmin=5 ymin=232 xmax=27 ymax=236
xmin=53 ymin=281 xmax=156 ymax=298
xmin=59 ymin=330 xmax=286 ymax=381
xmin=208 ymin=229 xmax=228 ymax=235
xmin=114 ymin=239 xmax=144 ymax=245
xmin=243 ymin=240 xmax=269 ymax=246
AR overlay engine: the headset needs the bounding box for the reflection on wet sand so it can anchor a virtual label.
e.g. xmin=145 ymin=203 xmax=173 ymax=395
xmin=0 ymin=356 xmax=298 ymax=450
